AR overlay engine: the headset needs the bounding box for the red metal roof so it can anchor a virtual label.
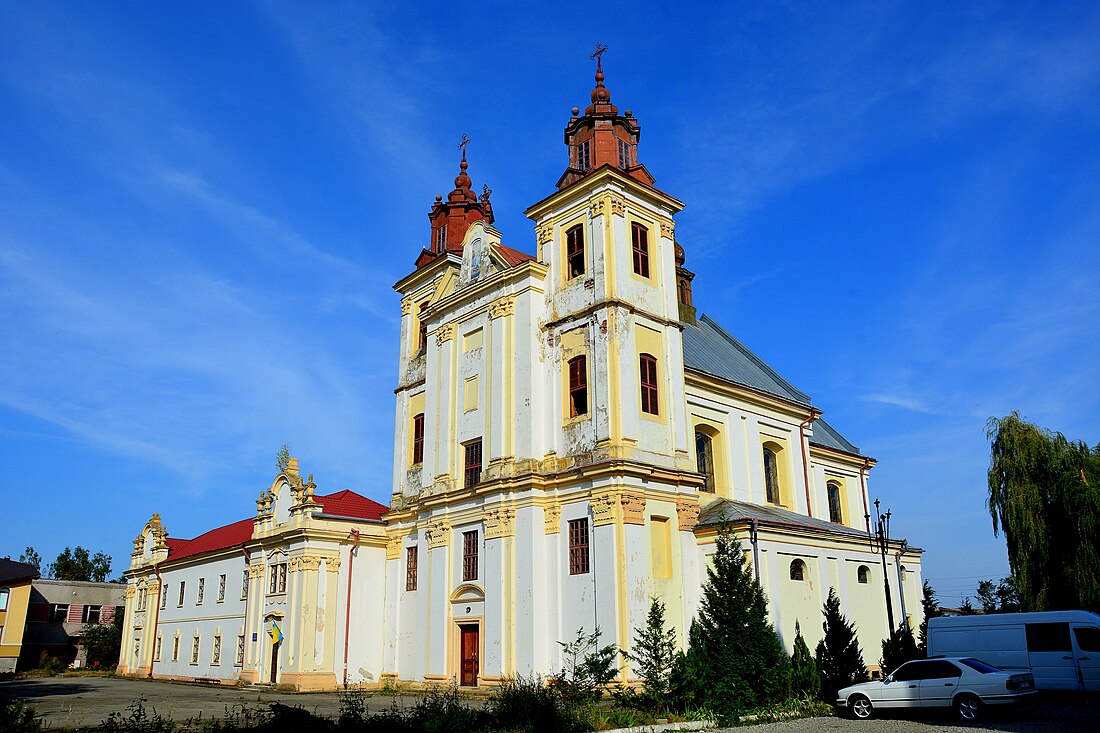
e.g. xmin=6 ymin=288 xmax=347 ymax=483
xmin=164 ymin=490 xmax=388 ymax=562
xmin=313 ymin=489 xmax=388 ymax=520
xmin=493 ymin=243 xmax=536 ymax=267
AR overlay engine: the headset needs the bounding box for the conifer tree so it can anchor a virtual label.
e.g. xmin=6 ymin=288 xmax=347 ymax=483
xmin=678 ymin=527 xmax=790 ymax=717
xmin=625 ymin=597 xmax=678 ymax=700
xmin=880 ymin=623 xmax=919 ymax=676
xmin=815 ymin=587 xmax=866 ymax=703
xmin=789 ymin=620 xmax=821 ymax=700
xmin=918 ymin=580 xmax=941 ymax=655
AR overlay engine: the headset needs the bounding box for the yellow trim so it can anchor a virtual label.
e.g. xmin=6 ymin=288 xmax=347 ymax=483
xmin=626 ymin=212 xmax=660 ymax=289
xmin=524 ymin=165 xmax=685 ymax=221
xmin=559 ymin=213 xmax=589 ymax=288
xmin=691 ymin=418 xmax=729 ymax=499
xmin=635 ymin=323 xmax=667 ymax=424
xmin=650 ymin=516 xmax=672 ymax=578
xmin=559 ymin=328 xmax=589 ymax=425
xmin=603 ymin=193 xmax=616 ymax=299
xmin=761 ymin=437 xmax=792 ymax=509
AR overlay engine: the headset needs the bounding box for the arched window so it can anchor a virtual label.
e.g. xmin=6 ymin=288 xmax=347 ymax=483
xmin=695 ymin=431 xmax=714 ymax=492
xmin=763 ymin=446 xmax=781 ymax=504
xmin=639 ymin=353 xmax=659 ymax=415
xmin=790 ymin=559 xmax=806 ymax=581
xmin=568 ymin=355 xmax=588 ymax=416
xmin=857 ymin=565 xmax=870 ymax=584
xmin=827 ymin=481 xmax=843 ymax=524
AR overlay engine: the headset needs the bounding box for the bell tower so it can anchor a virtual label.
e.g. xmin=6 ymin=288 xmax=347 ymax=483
xmin=415 ymin=135 xmax=495 ymax=269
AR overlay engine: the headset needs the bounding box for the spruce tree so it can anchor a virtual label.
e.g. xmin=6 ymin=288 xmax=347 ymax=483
xmin=789 ymin=620 xmax=821 ymax=700
xmin=679 ymin=526 xmax=790 ymax=718
xmin=917 ymin=580 xmax=941 ymax=655
xmin=625 ymin=597 xmax=678 ymax=701
xmin=880 ymin=623 xmax=919 ymax=675
xmin=815 ymin=587 xmax=866 ymax=703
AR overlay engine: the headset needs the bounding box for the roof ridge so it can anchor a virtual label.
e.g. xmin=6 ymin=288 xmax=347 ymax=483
xmin=696 ymin=313 xmax=812 ymax=405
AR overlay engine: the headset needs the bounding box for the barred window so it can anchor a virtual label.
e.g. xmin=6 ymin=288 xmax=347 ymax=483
xmin=197 ymin=578 xmax=204 ymax=605
xmin=172 ymin=636 xmax=180 ymax=661
xmin=154 ymin=635 xmax=162 ymax=662
xmin=639 ymin=353 xmax=659 ymax=415
xmin=218 ymin=574 xmax=226 ymax=602
xmin=462 ymin=530 xmax=479 ymax=582
xmin=568 ymin=355 xmax=588 ymax=417
xmin=236 ymin=635 xmax=245 ymax=666
xmin=464 ymin=440 xmax=482 ymax=488
xmin=191 ymin=635 xmax=200 ymax=664
xmin=241 ymin=569 xmax=249 ymax=600
xmin=161 ymin=585 xmax=167 ymax=609
xmin=568 ymin=518 xmax=590 ymax=575
xmin=212 ymin=635 xmax=222 ymax=665
xmin=435 ymin=224 xmax=447 ymax=251
xmin=631 ymin=222 xmax=650 ymax=278
xmin=412 ymin=413 xmax=425 ymax=464
xmin=618 ymin=138 xmax=631 ymax=169
xmin=178 ymin=582 xmax=186 ymax=607
xmin=406 ymin=546 xmax=419 ymax=592
xmin=566 ymin=225 xmax=585 ymax=279
xmin=577 ymin=139 xmax=591 ymax=170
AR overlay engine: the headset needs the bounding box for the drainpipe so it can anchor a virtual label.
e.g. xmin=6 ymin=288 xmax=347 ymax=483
xmin=859 ymin=458 xmax=871 ymax=523
xmin=240 ymin=547 xmax=250 ymax=678
xmin=749 ymin=518 xmax=760 ymax=583
xmin=799 ymin=409 xmax=821 ymax=517
xmin=343 ymin=529 xmax=360 ymax=687
xmin=147 ymin=564 xmax=162 ymax=678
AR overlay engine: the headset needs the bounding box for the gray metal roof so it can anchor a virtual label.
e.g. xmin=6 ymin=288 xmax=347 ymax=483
xmin=682 ymin=313 xmax=861 ymax=455
xmin=682 ymin=314 xmax=812 ymax=406
xmin=698 ymin=498 xmax=871 ymax=541
xmin=809 ymin=417 xmax=861 ymax=455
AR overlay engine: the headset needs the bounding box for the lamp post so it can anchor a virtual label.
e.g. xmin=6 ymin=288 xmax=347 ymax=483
xmin=866 ymin=498 xmax=896 ymax=637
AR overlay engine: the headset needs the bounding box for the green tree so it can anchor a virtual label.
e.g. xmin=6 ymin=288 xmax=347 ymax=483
xmin=80 ymin=608 xmax=124 ymax=669
xmin=276 ymin=444 xmax=291 ymax=472
xmin=624 ymin=597 xmax=677 ymax=701
xmin=815 ymin=587 xmax=866 ymax=703
xmin=675 ymin=527 xmax=790 ymax=719
xmin=48 ymin=547 xmax=112 ymax=582
xmin=986 ymin=412 xmax=1100 ymax=611
xmin=976 ymin=577 xmax=1020 ymax=614
xmin=958 ymin=597 xmax=977 ymax=615
xmin=789 ymin=621 xmax=821 ymax=700
xmin=19 ymin=546 xmax=42 ymax=572
xmin=880 ymin=624 xmax=919 ymax=676
xmin=917 ymin=580 xmax=941 ymax=655
xmin=553 ymin=627 xmax=618 ymax=704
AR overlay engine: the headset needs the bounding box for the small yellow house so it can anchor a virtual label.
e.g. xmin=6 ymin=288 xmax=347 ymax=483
xmin=0 ymin=558 xmax=39 ymax=673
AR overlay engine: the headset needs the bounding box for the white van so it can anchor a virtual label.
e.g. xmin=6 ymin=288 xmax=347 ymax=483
xmin=927 ymin=610 xmax=1100 ymax=691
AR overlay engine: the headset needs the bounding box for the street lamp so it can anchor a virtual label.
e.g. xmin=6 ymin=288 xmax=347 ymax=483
xmin=865 ymin=498 xmax=896 ymax=637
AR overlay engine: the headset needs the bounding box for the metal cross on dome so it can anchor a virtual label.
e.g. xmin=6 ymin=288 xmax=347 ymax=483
xmin=458 ymin=133 xmax=471 ymax=159
xmin=590 ymin=42 xmax=608 ymax=67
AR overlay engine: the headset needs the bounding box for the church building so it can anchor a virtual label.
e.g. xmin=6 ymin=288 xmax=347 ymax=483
xmin=118 ymin=59 xmax=924 ymax=690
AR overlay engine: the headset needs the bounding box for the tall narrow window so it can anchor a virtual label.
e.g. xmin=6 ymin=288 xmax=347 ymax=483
xmin=161 ymin=586 xmax=167 ymax=609
xmin=577 ymin=139 xmax=591 ymax=170
xmin=568 ymin=518 xmax=590 ymax=575
xmin=197 ymin=578 xmax=204 ymax=605
xmin=631 ymin=223 xmax=650 ymax=278
xmin=827 ymin=481 xmax=843 ymax=524
xmin=178 ymin=582 xmax=186 ymax=607
xmin=566 ymin=225 xmax=585 ymax=279
xmin=857 ymin=565 xmax=870 ymax=584
xmin=406 ymin=546 xmax=418 ymax=592
xmin=617 ymin=138 xmax=631 ymax=169
xmin=191 ymin=635 xmax=200 ymax=664
xmin=155 ymin=635 xmax=162 ymax=662
xmin=696 ymin=431 xmax=714 ymax=492
xmin=412 ymin=413 xmax=425 ymax=464
xmin=0 ymin=588 xmax=7 ymax=611
xmin=639 ymin=353 xmax=659 ymax=415
xmin=172 ymin=636 xmax=180 ymax=661
xmin=763 ymin=447 xmax=781 ymax=505
xmin=417 ymin=303 xmax=429 ymax=352
xmin=236 ymin=635 xmax=245 ymax=666
xmin=241 ymin=569 xmax=249 ymax=600
xmin=212 ymin=635 xmax=222 ymax=665
xmin=464 ymin=440 xmax=482 ymax=487
xmin=462 ymin=530 xmax=479 ymax=581
xmin=435 ymin=224 xmax=447 ymax=251
xmin=218 ymin=574 xmax=226 ymax=602
xmin=568 ymin=355 xmax=588 ymax=417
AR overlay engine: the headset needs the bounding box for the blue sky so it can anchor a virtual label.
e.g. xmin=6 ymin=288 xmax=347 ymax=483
xmin=1 ymin=1 xmax=1097 ymax=607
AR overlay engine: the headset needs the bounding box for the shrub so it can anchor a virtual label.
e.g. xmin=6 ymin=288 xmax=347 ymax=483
xmin=623 ymin=598 xmax=677 ymax=705
xmin=100 ymin=696 xmax=174 ymax=733
xmin=789 ymin=620 xmax=821 ymax=700
xmin=0 ymin=699 xmax=43 ymax=733
xmin=815 ymin=587 xmax=867 ymax=703
xmin=552 ymin=627 xmax=618 ymax=705
xmin=487 ymin=675 xmax=583 ymax=733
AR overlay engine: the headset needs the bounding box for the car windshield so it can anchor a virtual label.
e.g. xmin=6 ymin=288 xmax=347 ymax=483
xmin=959 ymin=658 xmax=1002 ymax=674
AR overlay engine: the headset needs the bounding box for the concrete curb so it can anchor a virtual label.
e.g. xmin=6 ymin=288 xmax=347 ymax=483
xmin=596 ymin=720 xmax=716 ymax=733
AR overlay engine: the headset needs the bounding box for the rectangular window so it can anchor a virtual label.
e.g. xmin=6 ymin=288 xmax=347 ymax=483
xmin=81 ymin=605 xmax=102 ymax=624
xmin=191 ymin=635 xmax=200 ymax=665
xmin=568 ymin=355 xmax=588 ymax=417
xmin=462 ymin=530 xmax=479 ymax=582
xmin=269 ymin=562 xmax=287 ymax=594
xmin=218 ymin=574 xmax=226 ymax=602
xmin=617 ymin=138 xmax=631 ymax=169
xmin=197 ymin=578 xmax=205 ymax=605
xmin=417 ymin=302 xmax=429 ymax=351
xmin=464 ymin=440 xmax=483 ymax=488
xmin=566 ymin=224 xmax=585 ymax=278
xmin=568 ymin=518 xmax=590 ymax=575
xmin=412 ymin=413 xmax=425 ymax=464
xmin=134 ymin=635 xmax=141 ymax=658
xmin=241 ymin=570 xmax=249 ymax=600
xmin=406 ymin=546 xmax=418 ymax=592
xmin=577 ymin=139 xmax=591 ymax=170
xmin=435 ymin=224 xmax=447 ymax=251
xmin=0 ymin=588 xmax=7 ymax=611
xmin=155 ymin=635 xmax=162 ymax=662
xmin=639 ymin=353 xmax=659 ymax=415
xmin=172 ymin=636 xmax=180 ymax=662
xmin=236 ymin=635 xmax=246 ymax=666
xmin=50 ymin=603 xmax=69 ymax=622
xmin=161 ymin=586 xmax=168 ymax=609
xmin=631 ymin=223 xmax=650 ymax=278
xmin=651 ymin=516 xmax=672 ymax=578
xmin=278 ymin=563 xmax=287 ymax=593
xmin=211 ymin=635 xmax=221 ymax=665
xmin=178 ymin=582 xmax=186 ymax=607
xmin=1026 ymin=622 xmax=1071 ymax=652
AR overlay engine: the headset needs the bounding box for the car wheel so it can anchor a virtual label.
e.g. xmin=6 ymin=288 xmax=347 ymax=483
xmin=954 ymin=693 xmax=982 ymax=722
xmin=849 ymin=694 xmax=873 ymax=720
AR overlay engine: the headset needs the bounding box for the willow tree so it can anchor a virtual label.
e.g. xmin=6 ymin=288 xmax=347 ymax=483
xmin=986 ymin=413 xmax=1100 ymax=611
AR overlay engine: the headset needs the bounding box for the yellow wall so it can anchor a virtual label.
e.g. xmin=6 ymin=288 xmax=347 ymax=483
xmin=0 ymin=579 xmax=33 ymax=666
xmin=559 ymin=328 xmax=588 ymax=425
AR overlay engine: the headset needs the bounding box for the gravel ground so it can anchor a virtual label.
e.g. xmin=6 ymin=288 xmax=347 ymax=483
xmin=2 ymin=676 xmax=1097 ymax=732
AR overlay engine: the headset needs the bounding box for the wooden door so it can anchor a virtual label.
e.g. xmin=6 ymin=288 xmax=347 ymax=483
xmin=459 ymin=625 xmax=479 ymax=686
xmin=269 ymin=641 xmax=279 ymax=683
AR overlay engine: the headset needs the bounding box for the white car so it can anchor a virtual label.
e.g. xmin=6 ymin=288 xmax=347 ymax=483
xmin=837 ymin=657 xmax=1037 ymax=721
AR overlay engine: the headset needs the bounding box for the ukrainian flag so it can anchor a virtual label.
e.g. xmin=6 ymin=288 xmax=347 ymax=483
xmin=270 ymin=622 xmax=284 ymax=644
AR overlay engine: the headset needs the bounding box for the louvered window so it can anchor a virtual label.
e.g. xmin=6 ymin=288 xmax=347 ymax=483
xmin=577 ymin=139 xmax=591 ymax=170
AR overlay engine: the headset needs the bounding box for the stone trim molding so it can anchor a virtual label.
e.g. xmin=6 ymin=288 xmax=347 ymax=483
xmin=489 ymin=296 xmax=515 ymax=320
xmin=484 ymin=506 xmax=515 ymax=539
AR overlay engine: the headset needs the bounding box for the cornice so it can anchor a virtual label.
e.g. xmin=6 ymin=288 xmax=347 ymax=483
xmin=685 ymin=368 xmax=815 ymax=422
xmin=524 ymin=165 xmax=685 ymax=221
